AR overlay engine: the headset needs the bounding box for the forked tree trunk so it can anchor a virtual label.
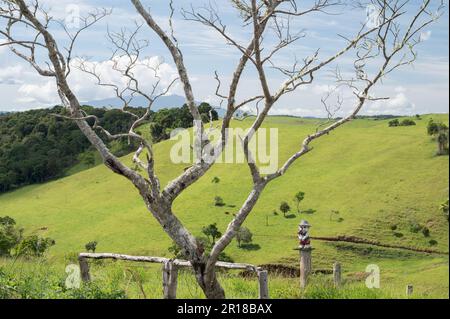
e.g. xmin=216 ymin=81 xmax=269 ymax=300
xmin=192 ymin=263 xmax=226 ymax=299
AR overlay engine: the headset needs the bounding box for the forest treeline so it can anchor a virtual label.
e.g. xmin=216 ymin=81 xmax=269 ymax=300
xmin=0 ymin=103 xmax=217 ymax=193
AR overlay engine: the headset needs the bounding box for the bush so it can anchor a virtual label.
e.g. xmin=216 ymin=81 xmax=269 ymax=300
xmin=429 ymin=239 xmax=438 ymax=246
xmin=85 ymin=241 xmax=98 ymax=253
xmin=15 ymin=235 xmax=55 ymax=258
xmin=0 ymin=216 xmax=23 ymax=257
xmin=390 ymin=224 xmax=398 ymax=231
xmin=400 ymin=119 xmax=416 ymax=126
xmin=388 ymin=119 xmax=400 ymax=127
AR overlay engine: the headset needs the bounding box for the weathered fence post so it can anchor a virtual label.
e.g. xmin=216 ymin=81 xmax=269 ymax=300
xmin=298 ymin=220 xmax=312 ymax=289
xmin=78 ymin=256 xmax=91 ymax=283
xmin=333 ymin=262 xmax=342 ymax=288
xmin=257 ymin=269 xmax=269 ymax=299
xmin=162 ymin=260 xmax=178 ymax=299
xmin=406 ymin=284 xmax=414 ymax=297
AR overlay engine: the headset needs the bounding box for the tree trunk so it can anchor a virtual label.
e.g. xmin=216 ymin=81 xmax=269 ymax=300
xmin=192 ymin=263 xmax=226 ymax=299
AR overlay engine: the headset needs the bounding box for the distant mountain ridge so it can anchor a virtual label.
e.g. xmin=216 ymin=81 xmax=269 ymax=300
xmin=83 ymin=94 xmax=232 ymax=117
xmin=83 ymin=94 xmax=188 ymax=111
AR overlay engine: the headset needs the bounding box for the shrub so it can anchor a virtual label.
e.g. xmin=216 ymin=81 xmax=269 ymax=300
xmin=388 ymin=119 xmax=400 ymax=127
xmin=390 ymin=224 xmax=398 ymax=231
xmin=400 ymin=119 xmax=416 ymax=126
xmin=15 ymin=235 xmax=55 ymax=258
xmin=429 ymin=239 xmax=438 ymax=246
xmin=85 ymin=241 xmax=98 ymax=253
xmin=0 ymin=216 xmax=23 ymax=257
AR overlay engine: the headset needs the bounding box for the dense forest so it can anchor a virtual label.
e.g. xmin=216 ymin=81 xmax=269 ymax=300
xmin=0 ymin=103 xmax=217 ymax=193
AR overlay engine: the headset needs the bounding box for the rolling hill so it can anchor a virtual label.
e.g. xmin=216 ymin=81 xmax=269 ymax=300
xmin=0 ymin=114 xmax=448 ymax=298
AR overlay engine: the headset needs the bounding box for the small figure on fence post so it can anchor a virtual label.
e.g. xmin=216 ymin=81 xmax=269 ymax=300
xmin=298 ymin=220 xmax=312 ymax=289
xmin=298 ymin=220 xmax=311 ymax=249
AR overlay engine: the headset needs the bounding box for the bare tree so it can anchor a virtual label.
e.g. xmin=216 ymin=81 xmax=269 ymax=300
xmin=0 ymin=0 xmax=443 ymax=298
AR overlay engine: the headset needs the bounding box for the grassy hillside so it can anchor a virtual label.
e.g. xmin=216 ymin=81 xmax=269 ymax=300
xmin=0 ymin=114 xmax=448 ymax=298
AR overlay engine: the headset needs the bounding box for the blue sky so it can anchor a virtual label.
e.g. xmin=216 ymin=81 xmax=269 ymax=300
xmin=0 ymin=0 xmax=448 ymax=116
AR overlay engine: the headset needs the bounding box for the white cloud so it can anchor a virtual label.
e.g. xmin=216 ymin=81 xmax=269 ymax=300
xmin=12 ymin=55 xmax=180 ymax=106
xmin=366 ymin=92 xmax=416 ymax=115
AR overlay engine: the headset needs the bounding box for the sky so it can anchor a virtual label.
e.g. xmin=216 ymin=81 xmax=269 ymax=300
xmin=0 ymin=0 xmax=448 ymax=117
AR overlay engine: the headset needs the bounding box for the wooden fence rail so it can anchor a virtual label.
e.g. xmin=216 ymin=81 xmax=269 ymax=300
xmin=78 ymin=253 xmax=268 ymax=299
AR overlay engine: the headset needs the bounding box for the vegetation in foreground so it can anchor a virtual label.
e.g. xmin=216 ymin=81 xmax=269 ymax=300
xmin=1 ymin=257 xmax=447 ymax=299
xmin=0 ymin=115 xmax=448 ymax=298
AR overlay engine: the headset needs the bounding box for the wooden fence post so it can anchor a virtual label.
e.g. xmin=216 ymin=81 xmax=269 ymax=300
xmin=298 ymin=220 xmax=312 ymax=289
xmin=299 ymin=248 xmax=312 ymax=289
xmin=333 ymin=262 xmax=342 ymax=288
xmin=257 ymin=269 xmax=269 ymax=299
xmin=406 ymin=285 xmax=413 ymax=297
xmin=78 ymin=257 xmax=91 ymax=283
xmin=162 ymin=260 xmax=178 ymax=299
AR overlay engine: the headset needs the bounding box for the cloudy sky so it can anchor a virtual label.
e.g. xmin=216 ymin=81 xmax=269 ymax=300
xmin=0 ymin=0 xmax=448 ymax=116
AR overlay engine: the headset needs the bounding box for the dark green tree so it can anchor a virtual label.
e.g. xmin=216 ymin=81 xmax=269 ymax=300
xmin=280 ymin=202 xmax=291 ymax=217
xmin=202 ymin=223 xmax=222 ymax=245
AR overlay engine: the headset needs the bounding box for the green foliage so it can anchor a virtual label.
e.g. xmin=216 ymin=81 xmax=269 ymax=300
xmin=149 ymin=103 xmax=218 ymax=142
xmin=0 ymin=216 xmax=22 ymax=256
xmin=202 ymin=223 xmax=222 ymax=245
xmin=236 ymin=227 xmax=253 ymax=248
xmin=422 ymin=227 xmax=430 ymax=238
xmin=388 ymin=119 xmax=400 ymax=127
xmin=211 ymin=176 xmax=221 ymax=184
xmin=15 ymin=235 xmax=55 ymax=258
xmin=168 ymin=241 xmax=185 ymax=259
xmin=294 ymin=191 xmax=305 ymax=213
xmin=85 ymin=241 xmax=98 ymax=253
xmin=0 ymin=106 xmax=142 ymax=193
xmin=400 ymin=119 xmax=416 ymax=126
xmin=0 ymin=266 xmax=126 ymax=299
xmin=427 ymin=119 xmax=448 ymax=136
xmin=279 ymin=202 xmax=291 ymax=217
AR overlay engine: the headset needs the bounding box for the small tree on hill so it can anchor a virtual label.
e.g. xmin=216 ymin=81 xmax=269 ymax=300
xmin=236 ymin=227 xmax=253 ymax=248
xmin=294 ymin=191 xmax=305 ymax=214
xmin=202 ymin=223 xmax=222 ymax=245
xmin=280 ymin=202 xmax=291 ymax=217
